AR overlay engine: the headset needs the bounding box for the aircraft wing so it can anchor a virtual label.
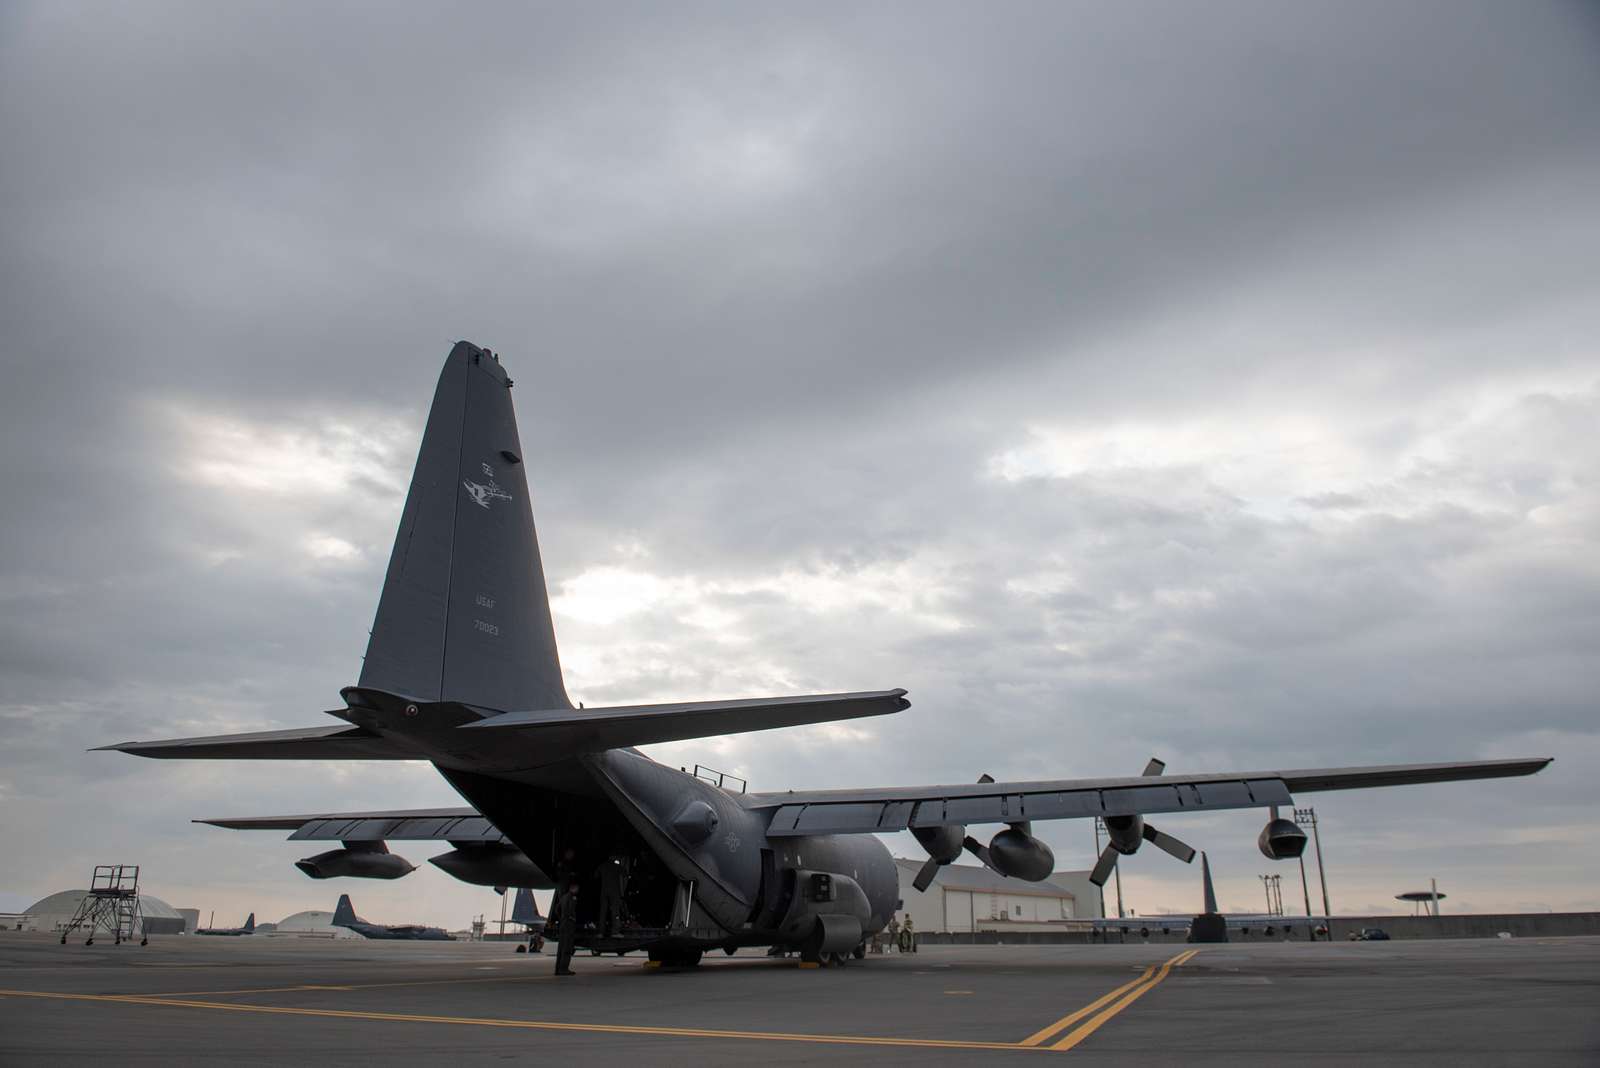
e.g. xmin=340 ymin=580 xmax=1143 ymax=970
xmin=196 ymin=807 xmax=506 ymax=842
xmin=748 ymin=758 xmax=1551 ymax=836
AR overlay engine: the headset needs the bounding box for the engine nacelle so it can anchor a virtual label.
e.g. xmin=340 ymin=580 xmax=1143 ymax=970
xmin=1257 ymin=817 xmax=1308 ymax=860
xmin=912 ymin=824 xmax=966 ymax=864
xmin=428 ymin=844 xmax=553 ymax=889
xmin=1101 ymin=813 xmax=1145 ymax=855
xmin=987 ymin=827 xmax=1056 ymax=882
xmin=295 ymin=844 xmax=415 ymax=880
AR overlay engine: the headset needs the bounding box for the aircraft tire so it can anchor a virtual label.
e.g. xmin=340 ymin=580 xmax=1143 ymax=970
xmin=852 ymin=941 xmax=866 ymax=960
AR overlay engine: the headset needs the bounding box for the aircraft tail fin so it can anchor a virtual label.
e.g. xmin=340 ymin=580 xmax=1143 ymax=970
xmin=332 ymin=894 xmax=358 ymax=928
xmin=510 ymin=888 xmax=541 ymax=926
xmin=359 ymin=342 xmax=570 ymax=714
xmin=243 ymin=913 xmax=255 ymax=933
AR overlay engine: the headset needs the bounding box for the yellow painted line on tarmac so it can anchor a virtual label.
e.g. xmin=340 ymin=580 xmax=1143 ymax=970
xmin=1048 ymin=949 xmax=1199 ymax=1052
xmin=149 ymin=972 xmax=559 ymax=998
xmin=0 ymin=949 xmax=1203 ymax=1055
xmin=1018 ymin=963 xmax=1159 ymax=1047
xmin=0 ymin=988 xmax=1052 ymax=1053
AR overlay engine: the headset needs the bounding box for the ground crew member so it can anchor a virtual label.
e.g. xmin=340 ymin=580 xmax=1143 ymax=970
xmin=885 ymin=915 xmax=900 ymax=953
xmin=900 ymin=914 xmax=916 ymax=953
xmin=553 ymin=847 xmax=580 ymax=976
xmin=553 ymin=878 xmax=579 ymax=975
xmin=596 ymin=856 xmax=624 ymax=938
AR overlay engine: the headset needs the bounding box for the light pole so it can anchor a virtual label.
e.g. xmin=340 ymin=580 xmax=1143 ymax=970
xmin=1092 ymin=818 xmax=1107 ymax=919
xmin=1296 ymin=852 xmax=1313 ymax=918
xmin=1295 ymin=807 xmax=1331 ymax=918
xmin=1258 ymin=874 xmax=1283 ymax=915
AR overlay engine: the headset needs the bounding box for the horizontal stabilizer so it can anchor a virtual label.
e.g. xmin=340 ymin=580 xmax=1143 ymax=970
xmin=462 ymin=688 xmax=909 ymax=750
xmin=197 ymin=807 xmax=482 ymax=832
xmin=97 ymin=724 xmax=425 ymax=760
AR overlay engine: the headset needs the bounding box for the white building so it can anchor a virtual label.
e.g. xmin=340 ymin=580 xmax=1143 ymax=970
xmin=270 ymin=909 xmax=363 ymax=939
xmin=895 ymin=859 xmax=1103 ymax=933
xmin=19 ymin=889 xmax=187 ymax=936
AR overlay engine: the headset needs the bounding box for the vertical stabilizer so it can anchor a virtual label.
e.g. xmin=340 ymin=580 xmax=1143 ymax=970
xmin=359 ymin=342 xmax=571 ymax=713
xmin=510 ymin=887 xmax=541 ymax=925
xmin=332 ymin=894 xmax=358 ymax=927
xmin=243 ymin=912 xmax=255 ymax=933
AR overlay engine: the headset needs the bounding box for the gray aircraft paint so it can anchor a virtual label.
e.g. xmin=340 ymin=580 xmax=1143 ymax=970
xmin=360 ymin=344 xmax=570 ymax=714
xmin=195 ymin=912 xmax=255 ymax=936
xmin=105 ymin=342 xmax=1551 ymax=962
xmin=331 ymin=894 xmax=453 ymax=941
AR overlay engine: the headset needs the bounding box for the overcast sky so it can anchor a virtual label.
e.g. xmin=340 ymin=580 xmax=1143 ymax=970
xmin=2 ymin=1 xmax=1597 ymax=928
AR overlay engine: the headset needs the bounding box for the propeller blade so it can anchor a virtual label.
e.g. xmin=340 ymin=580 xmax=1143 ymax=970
xmin=1141 ymin=758 xmax=1166 ymax=777
xmin=1089 ymin=843 xmax=1120 ymax=887
xmin=1142 ymin=822 xmax=1197 ymax=863
xmin=962 ymin=835 xmax=995 ymax=871
xmin=912 ymin=856 xmax=942 ymax=893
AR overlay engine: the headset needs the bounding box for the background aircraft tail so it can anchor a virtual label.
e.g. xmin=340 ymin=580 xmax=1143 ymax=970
xmin=332 ymin=894 xmax=358 ymax=928
xmin=510 ymin=888 xmax=541 ymax=926
xmin=243 ymin=912 xmax=255 ymax=933
xmin=359 ymin=342 xmax=571 ymax=714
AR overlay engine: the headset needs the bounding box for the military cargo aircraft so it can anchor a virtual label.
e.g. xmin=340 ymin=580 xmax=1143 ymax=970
xmin=331 ymin=894 xmax=454 ymax=941
xmin=510 ymin=888 xmax=546 ymax=953
xmin=103 ymin=342 xmax=1551 ymax=967
xmin=195 ymin=911 xmax=255 ymax=936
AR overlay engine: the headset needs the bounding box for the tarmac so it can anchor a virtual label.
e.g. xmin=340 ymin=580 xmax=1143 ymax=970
xmin=2 ymin=931 xmax=1597 ymax=1065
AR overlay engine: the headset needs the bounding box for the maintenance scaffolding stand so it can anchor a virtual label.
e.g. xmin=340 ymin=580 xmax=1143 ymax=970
xmin=60 ymin=865 xmax=147 ymax=946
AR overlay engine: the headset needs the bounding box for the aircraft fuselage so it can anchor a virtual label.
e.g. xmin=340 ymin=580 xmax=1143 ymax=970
xmin=442 ymin=748 xmax=899 ymax=960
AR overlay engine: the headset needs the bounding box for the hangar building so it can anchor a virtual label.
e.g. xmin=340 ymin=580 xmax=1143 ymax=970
xmin=19 ymin=889 xmax=188 ymax=936
xmin=271 ymin=908 xmax=363 ymax=939
xmin=895 ymin=859 xmax=1102 ymax=933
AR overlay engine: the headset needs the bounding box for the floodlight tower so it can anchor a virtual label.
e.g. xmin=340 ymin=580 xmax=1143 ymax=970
xmin=1294 ymin=807 xmax=1331 ymax=918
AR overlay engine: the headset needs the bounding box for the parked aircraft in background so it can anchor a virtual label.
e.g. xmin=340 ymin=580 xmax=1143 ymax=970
xmin=104 ymin=342 xmax=1551 ymax=967
xmin=195 ymin=912 xmax=254 ymax=936
xmin=511 ymin=888 xmax=546 ymax=953
xmin=331 ymin=894 xmax=454 ymax=941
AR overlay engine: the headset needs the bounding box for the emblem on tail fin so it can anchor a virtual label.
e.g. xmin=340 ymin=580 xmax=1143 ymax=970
xmin=462 ymin=466 xmax=513 ymax=509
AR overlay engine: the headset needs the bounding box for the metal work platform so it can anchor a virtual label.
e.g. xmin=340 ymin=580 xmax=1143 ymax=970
xmin=59 ymin=865 xmax=146 ymax=946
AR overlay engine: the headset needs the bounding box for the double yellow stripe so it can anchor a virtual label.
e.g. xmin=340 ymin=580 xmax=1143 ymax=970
xmin=1047 ymin=948 xmax=1198 ymax=1051
xmin=1018 ymin=964 xmax=1159 ymax=1046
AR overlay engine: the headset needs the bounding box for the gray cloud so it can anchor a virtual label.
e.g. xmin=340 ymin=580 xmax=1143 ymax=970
xmin=2 ymin=1 xmax=1597 ymax=924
